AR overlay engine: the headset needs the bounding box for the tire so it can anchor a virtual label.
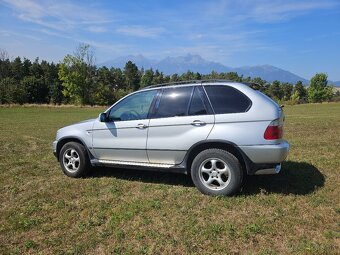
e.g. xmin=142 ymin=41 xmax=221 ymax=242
xmin=191 ymin=149 xmax=243 ymax=196
xmin=59 ymin=142 xmax=90 ymax=178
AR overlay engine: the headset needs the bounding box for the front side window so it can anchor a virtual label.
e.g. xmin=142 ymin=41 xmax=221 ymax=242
xmin=154 ymin=86 xmax=193 ymax=118
xmin=204 ymin=85 xmax=251 ymax=114
xmin=108 ymin=90 xmax=157 ymax=121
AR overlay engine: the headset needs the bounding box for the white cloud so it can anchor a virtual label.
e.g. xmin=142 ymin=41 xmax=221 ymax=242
xmin=82 ymin=40 xmax=129 ymax=54
xmin=0 ymin=28 xmax=41 ymax=41
xmin=202 ymin=0 xmax=338 ymax=23
xmin=1 ymin=0 xmax=113 ymax=31
xmin=38 ymin=28 xmax=129 ymax=55
xmin=250 ymin=1 xmax=338 ymax=22
xmin=87 ymin=26 xmax=107 ymax=33
xmin=116 ymin=26 xmax=164 ymax=38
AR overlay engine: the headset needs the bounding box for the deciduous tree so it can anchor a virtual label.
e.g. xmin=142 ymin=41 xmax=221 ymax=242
xmin=308 ymin=73 xmax=333 ymax=103
xmin=58 ymin=44 xmax=96 ymax=105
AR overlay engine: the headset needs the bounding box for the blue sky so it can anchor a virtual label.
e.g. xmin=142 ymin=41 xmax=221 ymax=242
xmin=0 ymin=0 xmax=339 ymax=80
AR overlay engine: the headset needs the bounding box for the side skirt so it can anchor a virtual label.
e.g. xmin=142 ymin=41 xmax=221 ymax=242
xmin=90 ymin=159 xmax=187 ymax=174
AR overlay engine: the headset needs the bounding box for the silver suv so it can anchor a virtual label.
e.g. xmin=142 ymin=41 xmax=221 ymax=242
xmin=53 ymin=80 xmax=289 ymax=195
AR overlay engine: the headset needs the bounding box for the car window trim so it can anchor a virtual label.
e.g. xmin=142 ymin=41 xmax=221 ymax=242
xmin=188 ymin=86 xmax=209 ymax=116
xmin=186 ymin=86 xmax=195 ymax=116
xmin=147 ymin=89 xmax=162 ymax=119
xmin=197 ymin=85 xmax=214 ymax=115
xmin=201 ymin=85 xmax=216 ymax=115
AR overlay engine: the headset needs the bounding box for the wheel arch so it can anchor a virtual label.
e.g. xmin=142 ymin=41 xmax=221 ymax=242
xmin=184 ymin=140 xmax=252 ymax=175
xmin=56 ymin=136 xmax=93 ymax=161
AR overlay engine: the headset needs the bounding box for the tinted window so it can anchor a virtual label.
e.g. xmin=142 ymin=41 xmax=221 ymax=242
xmin=204 ymin=85 xmax=251 ymax=114
xmin=154 ymin=87 xmax=192 ymax=118
xmin=189 ymin=87 xmax=207 ymax=115
xmin=108 ymin=90 xmax=157 ymax=121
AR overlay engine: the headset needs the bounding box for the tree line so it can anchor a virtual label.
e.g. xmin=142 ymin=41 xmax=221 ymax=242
xmin=0 ymin=45 xmax=336 ymax=105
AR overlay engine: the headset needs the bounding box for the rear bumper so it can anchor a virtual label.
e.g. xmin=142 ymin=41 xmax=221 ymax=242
xmin=239 ymin=140 xmax=289 ymax=164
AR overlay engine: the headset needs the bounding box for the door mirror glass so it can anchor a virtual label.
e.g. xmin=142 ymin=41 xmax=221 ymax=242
xmin=99 ymin=112 xmax=108 ymax=122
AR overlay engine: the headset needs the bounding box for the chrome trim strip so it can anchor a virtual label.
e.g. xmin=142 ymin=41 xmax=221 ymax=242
xmin=92 ymin=147 xmax=187 ymax=151
xmin=97 ymin=159 xmax=174 ymax=168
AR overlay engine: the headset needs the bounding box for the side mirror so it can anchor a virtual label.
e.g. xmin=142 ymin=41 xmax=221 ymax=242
xmin=99 ymin=112 xmax=108 ymax=122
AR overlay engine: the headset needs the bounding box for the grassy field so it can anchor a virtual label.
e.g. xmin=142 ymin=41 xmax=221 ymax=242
xmin=0 ymin=103 xmax=339 ymax=254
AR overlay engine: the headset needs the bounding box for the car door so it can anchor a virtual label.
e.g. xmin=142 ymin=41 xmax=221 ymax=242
xmin=147 ymin=86 xmax=215 ymax=165
xmin=92 ymin=89 xmax=157 ymax=162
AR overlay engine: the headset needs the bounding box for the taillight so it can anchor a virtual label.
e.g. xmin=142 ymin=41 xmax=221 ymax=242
xmin=264 ymin=120 xmax=283 ymax=140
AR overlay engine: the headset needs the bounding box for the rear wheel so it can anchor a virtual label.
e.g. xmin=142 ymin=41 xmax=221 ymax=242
xmin=191 ymin=149 xmax=243 ymax=196
xmin=59 ymin=142 xmax=90 ymax=178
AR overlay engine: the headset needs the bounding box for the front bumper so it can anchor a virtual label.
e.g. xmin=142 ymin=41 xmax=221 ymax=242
xmin=52 ymin=140 xmax=58 ymax=158
xmin=239 ymin=140 xmax=289 ymax=164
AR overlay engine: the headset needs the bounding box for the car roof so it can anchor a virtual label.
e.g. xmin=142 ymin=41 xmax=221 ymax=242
xmin=139 ymin=79 xmax=257 ymax=91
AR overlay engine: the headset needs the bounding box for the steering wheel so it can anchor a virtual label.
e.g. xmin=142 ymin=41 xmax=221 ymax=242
xmin=120 ymin=110 xmax=141 ymax=121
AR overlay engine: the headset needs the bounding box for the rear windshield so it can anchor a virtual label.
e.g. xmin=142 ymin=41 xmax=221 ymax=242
xmin=204 ymin=85 xmax=252 ymax=114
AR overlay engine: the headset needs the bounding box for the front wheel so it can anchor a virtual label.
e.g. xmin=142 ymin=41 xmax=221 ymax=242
xmin=191 ymin=149 xmax=243 ymax=196
xmin=59 ymin=142 xmax=90 ymax=178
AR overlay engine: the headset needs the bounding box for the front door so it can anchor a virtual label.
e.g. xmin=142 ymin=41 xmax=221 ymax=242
xmin=92 ymin=90 xmax=157 ymax=162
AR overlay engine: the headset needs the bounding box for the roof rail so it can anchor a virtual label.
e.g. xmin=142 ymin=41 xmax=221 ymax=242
xmin=140 ymin=79 xmax=240 ymax=90
xmin=242 ymin=82 xmax=262 ymax=87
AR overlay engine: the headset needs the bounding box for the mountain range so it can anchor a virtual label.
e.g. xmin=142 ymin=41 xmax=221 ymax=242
xmin=332 ymin=81 xmax=340 ymax=86
xmin=100 ymin=54 xmax=337 ymax=85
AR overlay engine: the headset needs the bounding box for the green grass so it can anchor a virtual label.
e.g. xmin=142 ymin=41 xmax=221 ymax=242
xmin=0 ymin=103 xmax=339 ymax=254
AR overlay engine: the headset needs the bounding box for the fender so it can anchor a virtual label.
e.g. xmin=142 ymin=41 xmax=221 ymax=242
xmin=55 ymin=136 xmax=95 ymax=161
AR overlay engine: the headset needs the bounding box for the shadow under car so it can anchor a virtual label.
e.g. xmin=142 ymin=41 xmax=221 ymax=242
xmin=87 ymin=160 xmax=325 ymax=195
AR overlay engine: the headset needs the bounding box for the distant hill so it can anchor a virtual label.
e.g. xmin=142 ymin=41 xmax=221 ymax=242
xmin=101 ymin=54 xmax=156 ymax=70
xmin=100 ymin=54 xmax=309 ymax=84
xmin=100 ymin=54 xmax=227 ymax=74
xmin=155 ymin=55 xmax=228 ymax=74
xmin=231 ymin=65 xmax=309 ymax=84
xmin=330 ymin=81 xmax=340 ymax=87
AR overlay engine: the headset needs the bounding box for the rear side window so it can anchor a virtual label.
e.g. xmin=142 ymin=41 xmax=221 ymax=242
xmin=154 ymin=86 xmax=192 ymax=118
xmin=204 ymin=85 xmax=251 ymax=114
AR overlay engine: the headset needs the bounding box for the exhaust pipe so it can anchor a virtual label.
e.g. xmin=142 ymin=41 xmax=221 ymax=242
xmin=255 ymin=164 xmax=281 ymax=175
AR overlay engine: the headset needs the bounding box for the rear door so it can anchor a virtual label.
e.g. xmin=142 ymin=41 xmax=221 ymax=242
xmin=147 ymin=86 xmax=214 ymax=164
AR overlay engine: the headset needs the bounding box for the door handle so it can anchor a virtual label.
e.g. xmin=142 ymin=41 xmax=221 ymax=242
xmin=191 ymin=120 xmax=206 ymax=126
xmin=136 ymin=123 xmax=148 ymax=129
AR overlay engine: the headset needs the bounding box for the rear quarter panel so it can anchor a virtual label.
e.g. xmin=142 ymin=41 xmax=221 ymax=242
xmin=206 ymin=82 xmax=281 ymax=145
